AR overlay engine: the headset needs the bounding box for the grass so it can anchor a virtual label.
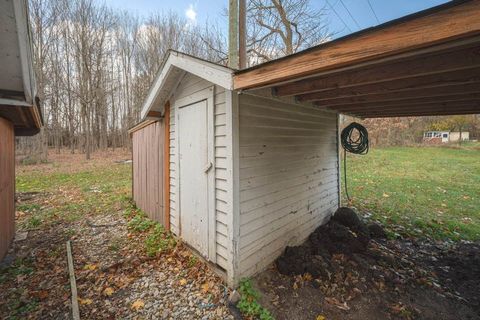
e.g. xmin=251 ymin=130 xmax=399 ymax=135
xmin=16 ymin=163 xmax=132 ymax=228
xmin=237 ymin=279 xmax=274 ymax=320
xmin=126 ymin=209 xmax=177 ymax=257
xmin=344 ymin=143 xmax=480 ymax=240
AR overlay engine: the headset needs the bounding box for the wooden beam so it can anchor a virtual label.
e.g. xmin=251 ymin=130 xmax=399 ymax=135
xmin=335 ymin=97 xmax=480 ymax=113
xmin=342 ymin=100 xmax=480 ymax=117
xmin=318 ymin=93 xmax=480 ymax=111
xmin=234 ymin=0 xmax=480 ymax=89
xmin=359 ymin=108 xmax=480 ymax=118
xmin=315 ymin=83 xmax=480 ymax=107
xmin=66 ymin=241 xmax=80 ymax=320
xmin=297 ymin=67 xmax=480 ymax=102
xmin=163 ymin=102 xmax=171 ymax=231
xmin=147 ymin=110 xmax=162 ymax=118
xmin=274 ymin=44 xmax=480 ymax=96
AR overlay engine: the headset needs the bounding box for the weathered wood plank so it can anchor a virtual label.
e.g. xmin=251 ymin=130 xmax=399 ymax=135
xmin=325 ymin=98 xmax=480 ymax=115
xmin=66 ymin=241 xmax=80 ymax=320
xmin=0 ymin=117 xmax=14 ymax=261
xmin=314 ymin=84 xmax=480 ymax=107
xmin=132 ymin=120 xmax=165 ymax=225
xmin=297 ymin=68 xmax=480 ymax=102
xmin=274 ymin=44 xmax=480 ymax=96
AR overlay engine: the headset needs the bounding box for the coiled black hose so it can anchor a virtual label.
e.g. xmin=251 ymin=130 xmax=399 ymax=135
xmin=340 ymin=122 xmax=369 ymax=201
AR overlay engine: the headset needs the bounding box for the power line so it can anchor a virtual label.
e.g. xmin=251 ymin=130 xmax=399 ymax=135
xmin=326 ymin=0 xmax=353 ymax=33
xmin=339 ymin=0 xmax=362 ymax=30
xmin=367 ymin=0 xmax=380 ymax=24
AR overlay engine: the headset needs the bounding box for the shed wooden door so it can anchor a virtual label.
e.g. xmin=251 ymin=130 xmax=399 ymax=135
xmin=178 ymin=100 xmax=210 ymax=258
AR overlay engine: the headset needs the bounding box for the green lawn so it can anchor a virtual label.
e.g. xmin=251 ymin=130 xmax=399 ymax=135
xmin=15 ymin=162 xmax=132 ymax=229
xmin=343 ymin=143 xmax=480 ymax=240
xmin=14 ymin=144 xmax=480 ymax=242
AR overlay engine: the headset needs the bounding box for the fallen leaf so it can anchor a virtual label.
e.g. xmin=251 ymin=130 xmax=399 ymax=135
xmin=103 ymin=287 xmax=114 ymax=296
xmin=78 ymin=298 xmax=93 ymax=305
xmin=131 ymin=299 xmax=145 ymax=311
xmin=303 ymin=273 xmax=313 ymax=281
xmin=201 ymin=282 xmax=209 ymax=293
xmin=316 ymin=316 xmax=326 ymax=320
xmin=33 ymin=290 xmax=49 ymax=299
xmin=382 ymin=193 xmax=390 ymax=198
xmin=179 ymin=278 xmax=187 ymax=286
xmin=83 ymin=264 xmax=97 ymax=271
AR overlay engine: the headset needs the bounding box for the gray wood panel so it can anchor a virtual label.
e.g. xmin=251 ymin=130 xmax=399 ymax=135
xmin=132 ymin=121 xmax=164 ymax=225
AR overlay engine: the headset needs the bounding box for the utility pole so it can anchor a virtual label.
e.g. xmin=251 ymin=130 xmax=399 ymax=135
xmin=229 ymin=0 xmax=247 ymax=69
xmin=228 ymin=0 xmax=239 ymax=69
xmin=239 ymin=0 xmax=247 ymax=69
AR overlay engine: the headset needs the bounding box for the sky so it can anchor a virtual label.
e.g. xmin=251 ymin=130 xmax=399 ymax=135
xmin=100 ymin=0 xmax=450 ymax=39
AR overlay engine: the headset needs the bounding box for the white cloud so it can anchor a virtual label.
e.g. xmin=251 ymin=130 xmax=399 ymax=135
xmin=185 ymin=4 xmax=197 ymax=24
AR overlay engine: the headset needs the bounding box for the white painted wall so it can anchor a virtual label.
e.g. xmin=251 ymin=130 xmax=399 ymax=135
xmin=169 ymin=74 xmax=230 ymax=270
xmin=236 ymin=92 xmax=340 ymax=279
xmin=449 ymin=131 xmax=470 ymax=142
xmin=166 ymin=74 xmax=340 ymax=285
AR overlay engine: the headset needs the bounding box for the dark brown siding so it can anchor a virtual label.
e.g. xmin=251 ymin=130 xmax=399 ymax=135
xmin=132 ymin=120 xmax=165 ymax=224
xmin=0 ymin=117 xmax=15 ymax=260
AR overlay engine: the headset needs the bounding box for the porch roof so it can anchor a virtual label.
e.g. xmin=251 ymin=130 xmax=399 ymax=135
xmin=233 ymin=0 xmax=480 ymax=118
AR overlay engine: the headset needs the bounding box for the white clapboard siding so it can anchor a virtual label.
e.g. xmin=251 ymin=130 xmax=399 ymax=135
xmin=169 ymin=74 xmax=229 ymax=270
xmin=237 ymin=92 xmax=339 ymax=279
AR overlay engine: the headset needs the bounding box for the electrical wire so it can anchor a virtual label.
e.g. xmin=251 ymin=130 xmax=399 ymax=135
xmin=326 ymin=0 xmax=353 ymax=33
xmin=340 ymin=122 xmax=369 ymax=201
xmin=339 ymin=0 xmax=362 ymax=30
xmin=366 ymin=0 xmax=380 ymax=24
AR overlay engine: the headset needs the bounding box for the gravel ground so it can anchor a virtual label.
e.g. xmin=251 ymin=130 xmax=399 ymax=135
xmin=72 ymin=212 xmax=235 ymax=320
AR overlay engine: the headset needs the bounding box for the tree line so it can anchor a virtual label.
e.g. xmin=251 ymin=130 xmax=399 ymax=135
xmin=18 ymin=0 xmax=329 ymax=161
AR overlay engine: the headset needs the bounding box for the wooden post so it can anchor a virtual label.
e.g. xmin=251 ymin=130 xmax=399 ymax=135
xmin=228 ymin=0 xmax=239 ymax=69
xmin=239 ymin=0 xmax=247 ymax=69
xmin=66 ymin=241 xmax=80 ymax=320
xmin=164 ymin=102 xmax=171 ymax=231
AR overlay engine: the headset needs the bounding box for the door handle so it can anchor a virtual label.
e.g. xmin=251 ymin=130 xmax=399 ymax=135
xmin=204 ymin=162 xmax=213 ymax=173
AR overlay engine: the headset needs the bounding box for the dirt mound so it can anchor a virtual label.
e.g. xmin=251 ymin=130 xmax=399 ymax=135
xmin=435 ymin=242 xmax=480 ymax=313
xmin=331 ymin=207 xmax=369 ymax=235
xmin=367 ymin=222 xmax=388 ymax=239
xmin=267 ymin=209 xmax=479 ymax=319
xmin=276 ymin=208 xmax=375 ymax=279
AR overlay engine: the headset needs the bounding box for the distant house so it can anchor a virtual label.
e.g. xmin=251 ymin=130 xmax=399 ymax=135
xmin=0 ymin=0 xmax=43 ymax=260
xmin=423 ymin=131 xmax=470 ymax=144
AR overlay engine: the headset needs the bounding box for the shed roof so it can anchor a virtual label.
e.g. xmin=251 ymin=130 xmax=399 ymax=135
xmin=0 ymin=0 xmax=42 ymax=135
xmin=140 ymin=51 xmax=233 ymax=120
xmin=234 ymin=0 xmax=480 ymax=118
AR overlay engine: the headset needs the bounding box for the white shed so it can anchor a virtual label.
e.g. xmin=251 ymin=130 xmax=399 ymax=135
xmin=132 ymin=51 xmax=340 ymax=286
xmin=131 ymin=0 xmax=480 ymax=287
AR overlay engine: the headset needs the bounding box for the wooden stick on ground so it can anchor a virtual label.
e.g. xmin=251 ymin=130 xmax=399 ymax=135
xmin=66 ymin=240 xmax=80 ymax=320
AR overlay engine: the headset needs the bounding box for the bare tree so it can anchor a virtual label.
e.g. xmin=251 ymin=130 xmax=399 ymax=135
xmin=247 ymin=0 xmax=330 ymax=64
xmin=24 ymin=0 xmax=232 ymax=160
xmin=22 ymin=0 xmax=331 ymax=161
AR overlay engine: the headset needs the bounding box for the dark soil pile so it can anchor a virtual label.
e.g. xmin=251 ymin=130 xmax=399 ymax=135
xmin=270 ymin=207 xmax=480 ymax=319
xmin=434 ymin=242 xmax=480 ymax=312
xmin=276 ymin=207 xmax=387 ymax=280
